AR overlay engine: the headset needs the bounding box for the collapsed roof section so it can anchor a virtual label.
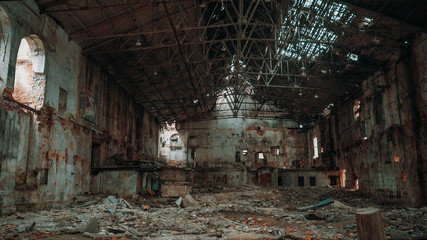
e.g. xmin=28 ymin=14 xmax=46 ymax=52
xmin=35 ymin=0 xmax=424 ymax=123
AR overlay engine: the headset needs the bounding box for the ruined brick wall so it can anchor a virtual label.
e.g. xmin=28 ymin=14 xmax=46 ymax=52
xmin=309 ymin=34 xmax=427 ymax=206
xmin=160 ymin=118 xmax=307 ymax=186
xmin=0 ymin=2 xmax=160 ymax=213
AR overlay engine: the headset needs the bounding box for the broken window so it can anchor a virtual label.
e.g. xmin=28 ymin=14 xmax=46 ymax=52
xmin=313 ymin=136 xmax=319 ymax=159
xmin=271 ymin=146 xmax=280 ymax=156
xmin=242 ymin=150 xmax=248 ymax=156
xmin=298 ymin=176 xmax=305 ymax=186
xmin=12 ymin=36 xmax=46 ymax=110
xmin=277 ymin=0 xmax=355 ymax=60
xmin=255 ymin=152 xmax=266 ymax=163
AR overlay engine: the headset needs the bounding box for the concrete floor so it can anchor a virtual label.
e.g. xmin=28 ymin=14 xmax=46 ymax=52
xmin=1 ymin=186 xmax=426 ymax=240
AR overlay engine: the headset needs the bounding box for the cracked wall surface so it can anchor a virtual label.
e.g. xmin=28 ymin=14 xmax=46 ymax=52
xmin=308 ymin=34 xmax=427 ymax=206
xmin=0 ymin=2 xmax=160 ymax=213
xmin=160 ymin=118 xmax=307 ymax=187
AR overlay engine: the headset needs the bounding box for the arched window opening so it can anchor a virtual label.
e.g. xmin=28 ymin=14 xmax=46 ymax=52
xmin=12 ymin=35 xmax=46 ymax=110
xmin=0 ymin=7 xmax=11 ymax=87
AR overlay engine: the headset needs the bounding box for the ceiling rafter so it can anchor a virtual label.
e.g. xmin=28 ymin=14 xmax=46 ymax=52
xmin=34 ymin=0 xmax=425 ymax=123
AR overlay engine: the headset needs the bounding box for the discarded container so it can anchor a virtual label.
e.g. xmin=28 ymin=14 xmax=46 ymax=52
xmin=141 ymin=203 xmax=150 ymax=210
xmin=297 ymin=198 xmax=334 ymax=211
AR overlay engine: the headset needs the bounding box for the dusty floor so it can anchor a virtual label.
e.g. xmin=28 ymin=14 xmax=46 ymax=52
xmin=1 ymin=186 xmax=426 ymax=240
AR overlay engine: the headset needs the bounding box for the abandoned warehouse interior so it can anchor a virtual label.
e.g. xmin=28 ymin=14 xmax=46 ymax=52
xmin=0 ymin=0 xmax=426 ymax=239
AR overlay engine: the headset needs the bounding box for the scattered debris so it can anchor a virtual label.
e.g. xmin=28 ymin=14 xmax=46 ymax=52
xmin=83 ymin=217 xmax=99 ymax=234
xmin=182 ymin=194 xmax=199 ymax=208
xmin=0 ymin=186 xmax=425 ymax=239
xmin=176 ymin=196 xmax=183 ymax=207
xmin=297 ymin=197 xmax=334 ymax=211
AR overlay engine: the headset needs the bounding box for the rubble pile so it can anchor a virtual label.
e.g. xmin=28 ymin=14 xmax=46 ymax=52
xmin=1 ymin=186 xmax=426 ymax=239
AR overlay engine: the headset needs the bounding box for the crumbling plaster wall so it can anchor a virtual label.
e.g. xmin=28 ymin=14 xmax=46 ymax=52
xmin=0 ymin=1 xmax=160 ymax=213
xmin=160 ymin=118 xmax=307 ymax=187
xmin=308 ymin=35 xmax=427 ymax=206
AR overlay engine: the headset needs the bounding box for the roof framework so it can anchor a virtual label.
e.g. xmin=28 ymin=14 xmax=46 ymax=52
xmin=35 ymin=0 xmax=426 ymax=123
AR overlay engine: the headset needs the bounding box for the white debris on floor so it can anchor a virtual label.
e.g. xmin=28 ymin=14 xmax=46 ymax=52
xmin=1 ymin=186 xmax=426 ymax=239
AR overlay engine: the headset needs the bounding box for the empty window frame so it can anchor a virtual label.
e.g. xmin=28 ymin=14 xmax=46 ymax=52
xmin=255 ymin=152 xmax=266 ymax=163
xmin=271 ymin=146 xmax=280 ymax=156
xmin=313 ymin=136 xmax=319 ymax=159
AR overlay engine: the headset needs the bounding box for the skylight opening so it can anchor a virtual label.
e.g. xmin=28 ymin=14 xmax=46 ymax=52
xmin=278 ymin=0 xmax=355 ymax=60
xmin=347 ymin=53 xmax=358 ymax=61
xmin=304 ymin=0 xmax=314 ymax=8
xmin=358 ymin=17 xmax=374 ymax=29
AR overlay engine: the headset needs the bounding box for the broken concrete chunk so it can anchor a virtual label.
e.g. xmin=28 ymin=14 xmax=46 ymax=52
xmin=182 ymin=194 xmax=199 ymax=208
xmin=104 ymin=195 xmax=118 ymax=205
xmin=83 ymin=217 xmax=100 ymax=234
xmin=176 ymin=196 xmax=183 ymax=207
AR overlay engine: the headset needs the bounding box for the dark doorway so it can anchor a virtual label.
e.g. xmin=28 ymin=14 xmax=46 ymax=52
xmin=309 ymin=177 xmax=316 ymax=186
xmin=91 ymin=142 xmax=101 ymax=168
xmin=329 ymin=176 xmax=339 ymax=186
xmin=298 ymin=176 xmax=304 ymax=186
